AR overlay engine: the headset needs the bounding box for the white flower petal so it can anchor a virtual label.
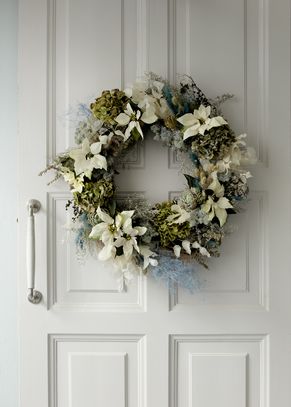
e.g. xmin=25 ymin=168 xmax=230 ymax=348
xmin=115 ymin=112 xmax=130 ymax=126
xmin=173 ymin=245 xmax=181 ymax=258
xmin=115 ymin=129 xmax=125 ymax=138
xmin=81 ymin=138 xmax=91 ymax=154
xmin=141 ymin=108 xmax=158 ymax=124
xmin=98 ymin=243 xmax=116 ymax=261
xmin=124 ymin=87 xmax=132 ymax=98
xmin=182 ymin=240 xmax=191 ymax=255
xmin=89 ymin=223 xmax=107 ymax=239
xmin=177 ymin=113 xmax=197 ymax=127
xmin=214 ymin=207 xmax=228 ymax=227
xmin=90 ymin=154 xmax=107 ymax=171
xmin=200 ymin=247 xmax=211 ymax=258
xmin=192 ymin=242 xmax=200 ymax=249
xmin=135 ymin=121 xmax=144 ymax=139
xmin=123 ymin=240 xmax=133 ymax=259
xmin=97 ymin=207 xmax=114 ymax=224
xmin=217 ymin=197 xmax=233 ymax=209
xmin=90 ymin=141 xmax=102 ymax=155
xmin=114 ymin=237 xmax=126 ymax=248
xmin=125 ymin=103 xmax=134 ymax=115
xmin=183 ymin=125 xmax=199 ymax=140
xmin=124 ymin=121 xmax=135 ymax=141
xmin=134 ymin=226 xmax=147 ymax=236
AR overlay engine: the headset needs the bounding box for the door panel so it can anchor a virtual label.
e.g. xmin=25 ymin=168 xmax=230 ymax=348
xmin=170 ymin=335 xmax=267 ymax=407
xmin=49 ymin=335 xmax=146 ymax=407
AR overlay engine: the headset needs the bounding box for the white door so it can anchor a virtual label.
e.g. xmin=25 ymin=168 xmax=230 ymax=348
xmin=18 ymin=0 xmax=291 ymax=406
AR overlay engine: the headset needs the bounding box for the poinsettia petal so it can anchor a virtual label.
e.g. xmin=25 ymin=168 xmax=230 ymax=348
xmin=114 ymin=237 xmax=126 ymax=248
xmin=217 ymin=197 xmax=233 ymax=209
xmin=214 ymin=206 xmax=227 ymax=227
xmin=134 ymin=226 xmax=147 ymax=236
xmin=208 ymin=208 xmax=215 ymax=221
xmin=122 ymin=219 xmax=133 ymax=235
xmin=125 ymin=103 xmax=134 ymax=115
xmin=115 ymin=113 xmax=130 ymax=126
xmin=90 ymin=154 xmax=107 ymax=171
xmin=115 ymin=129 xmax=125 ymax=138
xmin=124 ymin=121 xmax=135 ymax=141
xmin=201 ymin=199 xmax=212 ymax=213
xmin=141 ymin=108 xmax=158 ymax=124
xmin=97 ymin=207 xmax=114 ymax=224
xmin=98 ymin=243 xmax=116 ymax=261
xmin=115 ymin=214 xmax=123 ymax=230
xmin=123 ymin=241 xmax=133 ymax=259
xmin=121 ymin=210 xmax=135 ymax=219
xmin=90 ymin=142 xmax=102 ymax=155
xmin=135 ymin=121 xmax=144 ymax=139
xmin=124 ymin=87 xmax=132 ymax=98
xmin=81 ymin=138 xmax=91 ymax=154
xmin=132 ymin=237 xmax=140 ymax=253
xmin=89 ymin=223 xmax=107 ymax=239
xmin=177 ymin=113 xmax=196 ymax=127
xmin=208 ymin=116 xmax=227 ymax=130
xmin=183 ymin=125 xmax=199 ymax=140
xmin=99 ymin=135 xmax=109 ymax=145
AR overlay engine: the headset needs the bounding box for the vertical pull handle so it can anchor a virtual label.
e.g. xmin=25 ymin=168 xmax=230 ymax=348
xmin=26 ymin=199 xmax=42 ymax=304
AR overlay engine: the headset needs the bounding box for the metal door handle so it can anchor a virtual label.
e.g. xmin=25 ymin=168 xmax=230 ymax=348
xmin=26 ymin=199 xmax=42 ymax=304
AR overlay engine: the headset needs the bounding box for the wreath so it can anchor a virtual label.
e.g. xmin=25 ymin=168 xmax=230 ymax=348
xmin=42 ymin=73 xmax=256 ymax=291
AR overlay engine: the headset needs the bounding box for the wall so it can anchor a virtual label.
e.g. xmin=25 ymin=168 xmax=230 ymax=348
xmin=0 ymin=0 xmax=18 ymax=406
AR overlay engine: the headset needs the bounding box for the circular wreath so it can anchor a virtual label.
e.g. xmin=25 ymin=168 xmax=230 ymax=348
xmin=42 ymin=73 xmax=256 ymax=291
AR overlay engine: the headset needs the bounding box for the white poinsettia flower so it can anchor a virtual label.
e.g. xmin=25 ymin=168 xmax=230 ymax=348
xmin=90 ymin=208 xmax=146 ymax=262
xmin=115 ymin=218 xmax=147 ymax=259
xmin=192 ymin=242 xmax=211 ymax=257
xmin=62 ymin=170 xmax=84 ymax=193
xmin=167 ymin=204 xmax=191 ymax=224
xmin=207 ymin=172 xmax=224 ymax=198
xmin=177 ymin=104 xmax=228 ymax=141
xmin=139 ymin=246 xmax=158 ymax=269
xmin=201 ymin=196 xmax=233 ymax=227
xmin=139 ymin=93 xmax=171 ymax=122
xmin=69 ymin=138 xmax=107 ymax=177
xmin=89 ymin=207 xmax=125 ymax=261
xmin=115 ymin=103 xmax=144 ymax=141
xmin=127 ymin=79 xmax=168 ymax=122
xmin=115 ymin=210 xmax=135 ymax=230
xmin=125 ymin=80 xmax=148 ymax=104
xmin=91 ymin=207 xmax=122 ymax=240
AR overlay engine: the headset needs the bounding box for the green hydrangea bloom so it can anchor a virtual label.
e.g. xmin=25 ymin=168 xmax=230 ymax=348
xmin=154 ymin=202 xmax=190 ymax=247
xmin=73 ymin=179 xmax=114 ymax=213
xmin=90 ymin=89 xmax=128 ymax=125
xmin=191 ymin=125 xmax=236 ymax=161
